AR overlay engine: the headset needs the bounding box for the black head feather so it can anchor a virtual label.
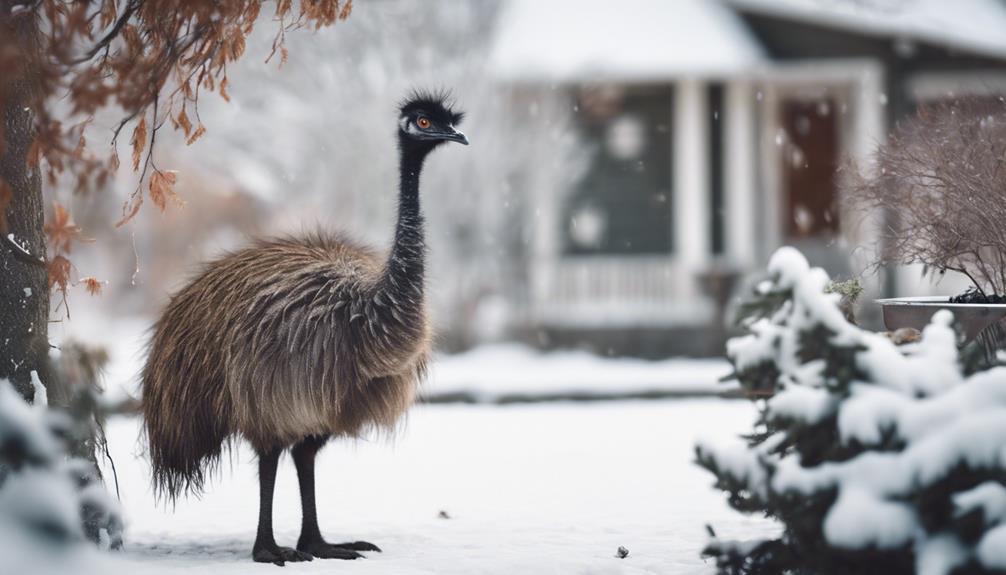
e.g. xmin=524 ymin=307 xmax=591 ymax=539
xmin=399 ymin=89 xmax=464 ymax=126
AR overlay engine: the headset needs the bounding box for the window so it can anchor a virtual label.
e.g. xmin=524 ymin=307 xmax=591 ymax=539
xmin=563 ymin=85 xmax=673 ymax=255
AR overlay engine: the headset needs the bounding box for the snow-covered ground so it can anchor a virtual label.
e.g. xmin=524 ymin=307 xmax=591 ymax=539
xmin=428 ymin=345 xmax=735 ymax=402
xmin=99 ymin=400 xmax=775 ymax=574
xmin=45 ymin=312 xmax=768 ymax=573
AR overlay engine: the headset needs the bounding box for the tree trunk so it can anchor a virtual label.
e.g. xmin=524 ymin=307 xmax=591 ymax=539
xmin=0 ymin=7 xmax=53 ymax=402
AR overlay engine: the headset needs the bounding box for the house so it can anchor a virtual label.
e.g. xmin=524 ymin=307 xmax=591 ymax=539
xmin=489 ymin=0 xmax=1006 ymax=356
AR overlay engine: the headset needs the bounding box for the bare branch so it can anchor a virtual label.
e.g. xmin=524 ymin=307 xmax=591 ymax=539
xmin=844 ymin=97 xmax=1006 ymax=296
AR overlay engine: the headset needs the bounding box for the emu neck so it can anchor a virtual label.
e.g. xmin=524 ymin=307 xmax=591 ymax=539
xmin=382 ymin=145 xmax=429 ymax=298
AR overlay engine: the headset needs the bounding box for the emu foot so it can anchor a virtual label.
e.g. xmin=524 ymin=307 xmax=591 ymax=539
xmin=253 ymin=543 xmax=314 ymax=566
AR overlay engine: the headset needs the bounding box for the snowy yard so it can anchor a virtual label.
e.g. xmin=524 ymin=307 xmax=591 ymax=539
xmin=44 ymin=315 xmax=769 ymax=573
xmin=99 ymin=399 xmax=775 ymax=574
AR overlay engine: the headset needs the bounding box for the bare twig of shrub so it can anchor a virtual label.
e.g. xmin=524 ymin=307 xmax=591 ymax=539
xmin=843 ymin=97 xmax=1006 ymax=295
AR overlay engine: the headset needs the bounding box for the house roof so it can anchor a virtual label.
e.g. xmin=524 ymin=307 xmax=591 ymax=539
xmin=489 ymin=0 xmax=767 ymax=82
xmin=727 ymin=0 xmax=1006 ymax=60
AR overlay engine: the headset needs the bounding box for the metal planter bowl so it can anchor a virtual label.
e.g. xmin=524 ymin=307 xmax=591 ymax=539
xmin=877 ymin=296 xmax=1006 ymax=343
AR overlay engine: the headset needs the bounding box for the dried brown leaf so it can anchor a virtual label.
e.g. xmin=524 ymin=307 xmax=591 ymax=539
xmin=100 ymin=0 xmax=117 ymax=29
xmin=149 ymin=170 xmax=180 ymax=212
xmin=131 ymin=116 xmax=147 ymax=171
xmin=48 ymin=255 xmax=72 ymax=294
xmin=186 ymin=124 xmax=206 ymax=146
xmin=177 ymin=107 xmax=192 ymax=137
xmin=219 ymin=76 xmax=230 ymax=102
xmin=44 ymin=201 xmax=81 ymax=253
xmin=115 ymin=194 xmax=143 ymax=228
xmin=80 ymin=276 xmax=104 ymax=296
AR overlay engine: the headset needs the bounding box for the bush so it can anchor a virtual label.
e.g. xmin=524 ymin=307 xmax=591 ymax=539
xmin=0 ymin=376 xmax=122 ymax=572
xmin=844 ymin=97 xmax=1006 ymax=297
xmin=697 ymin=248 xmax=1006 ymax=574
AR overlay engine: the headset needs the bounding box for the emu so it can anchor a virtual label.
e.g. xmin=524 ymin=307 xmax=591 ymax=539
xmin=141 ymin=92 xmax=467 ymax=565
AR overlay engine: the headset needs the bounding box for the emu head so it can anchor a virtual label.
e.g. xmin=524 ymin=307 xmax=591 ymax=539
xmin=398 ymin=90 xmax=468 ymax=152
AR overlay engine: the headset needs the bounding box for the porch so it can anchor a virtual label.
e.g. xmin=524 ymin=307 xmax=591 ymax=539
xmin=525 ymin=63 xmax=886 ymax=333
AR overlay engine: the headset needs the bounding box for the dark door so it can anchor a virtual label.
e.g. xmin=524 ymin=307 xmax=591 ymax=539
xmin=782 ymin=99 xmax=839 ymax=239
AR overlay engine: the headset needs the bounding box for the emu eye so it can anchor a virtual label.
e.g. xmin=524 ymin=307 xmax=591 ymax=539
xmin=417 ymin=116 xmax=430 ymax=129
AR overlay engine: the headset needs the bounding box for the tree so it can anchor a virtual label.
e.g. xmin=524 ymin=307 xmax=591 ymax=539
xmin=697 ymin=247 xmax=1006 ymax=574
xmin=0 ymin=0 xmax=352 ymax=404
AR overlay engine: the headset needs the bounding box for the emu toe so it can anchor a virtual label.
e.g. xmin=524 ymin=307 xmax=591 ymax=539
xmin=253 ymin=544 xmax=314 ymax=566
xmin=335 ymin=540 xmax=382 ymax=553
xmin=297 ymin=540 xmax=368 ymax=560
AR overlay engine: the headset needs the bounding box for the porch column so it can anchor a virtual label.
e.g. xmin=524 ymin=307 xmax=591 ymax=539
xmin=759 ymin=84 xmax=783 ymax=257
xmin=527 ymin=89 xmax=562 ymax=317
xmin=724 ymin=79 xmax=756 ymax=268
xmin=848 ymin=64 xmax=891 ymax=296
xmin=673 ymin=78 xmax=710 ymax=298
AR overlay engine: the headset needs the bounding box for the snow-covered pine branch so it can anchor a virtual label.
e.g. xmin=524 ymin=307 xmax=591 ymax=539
xmin=0 ymin=378 xmax=122 ymax=573
xmin=697 ymin=247 xmax=1006 ymax=575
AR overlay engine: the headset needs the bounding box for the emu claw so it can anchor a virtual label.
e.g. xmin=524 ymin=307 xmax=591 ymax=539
xmin=253 ymin=544 xmax=313 ymax=566
xmin=335 ymin=540 xmax=381 ymax=552
xmin=297 ymin=540 xmax=366 ymax=560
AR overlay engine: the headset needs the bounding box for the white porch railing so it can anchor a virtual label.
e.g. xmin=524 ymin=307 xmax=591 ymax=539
xmin=529 ymin=256 xmax=713 ymax=328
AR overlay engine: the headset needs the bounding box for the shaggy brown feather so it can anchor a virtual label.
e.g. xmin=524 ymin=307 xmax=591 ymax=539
xmin=141 ymin=232 xmax=430 ymax=500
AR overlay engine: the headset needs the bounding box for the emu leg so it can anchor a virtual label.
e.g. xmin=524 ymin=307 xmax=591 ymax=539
xmin=253 ymin=448 xmax=313 ymax=565
xmin=292 ymin=435 xmax=381 ymax=559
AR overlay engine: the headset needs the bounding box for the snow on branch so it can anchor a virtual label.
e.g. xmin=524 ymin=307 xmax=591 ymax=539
xmin=698 ymin=247 xmax=1006 ymax=575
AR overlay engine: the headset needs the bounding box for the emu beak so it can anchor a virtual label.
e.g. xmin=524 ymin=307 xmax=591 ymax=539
xmin=442 ymin=127 xmax=469 ymax=145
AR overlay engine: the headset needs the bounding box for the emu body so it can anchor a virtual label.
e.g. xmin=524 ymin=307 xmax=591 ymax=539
xmin=143 ymin=235 xmax=429 ymax=474
xmin=141 ymin=92 xmax=467 ymax=565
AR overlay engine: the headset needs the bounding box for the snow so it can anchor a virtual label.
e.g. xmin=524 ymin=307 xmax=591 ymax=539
xmin=0 ymin=380 xmax=122 ymax=574
xmin=87 ymin=400 xmax=774 ymax=574
xmin=0 ymin=519 xmax=114 ymax=575
xmin=954 ymin=482 xmax=1006 ymax=523
xmin=428 ymin=344 xmax=735 ymax=402
xmin=917 ymin=535 xmax=968 ymax=575
xmin=728 ymin=0 xmax=1006 ymax=60
xmin=0 ymin=378 xmax=58 ymax=460
xmin=767 ymin=383 xmax=834 ymax=425
xmin=490 ymin=0 xmax=765 ymax=82
xmin=40 ymin=313 xmax=761 ymax=572
xmin=725 ymin=320 xmax=780 ymax=372
xmin=697 ymin=439 xmax=772 ymax=500
xmin=823 ymin=486 xmax=917 ymax=549
xmin=977 ymin=525 xmax=1006 ymax=569
xmin=31 ymin=369 xmax=47 ymax=407
xmin=0 ymin=469 xmax=84 ymax=542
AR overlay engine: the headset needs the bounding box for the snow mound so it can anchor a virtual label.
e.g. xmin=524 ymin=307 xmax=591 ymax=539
xmin=0 ymin=379 xmax=121 ymax=573
xmin=426 ymin=344 xmax=735 ymax=403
